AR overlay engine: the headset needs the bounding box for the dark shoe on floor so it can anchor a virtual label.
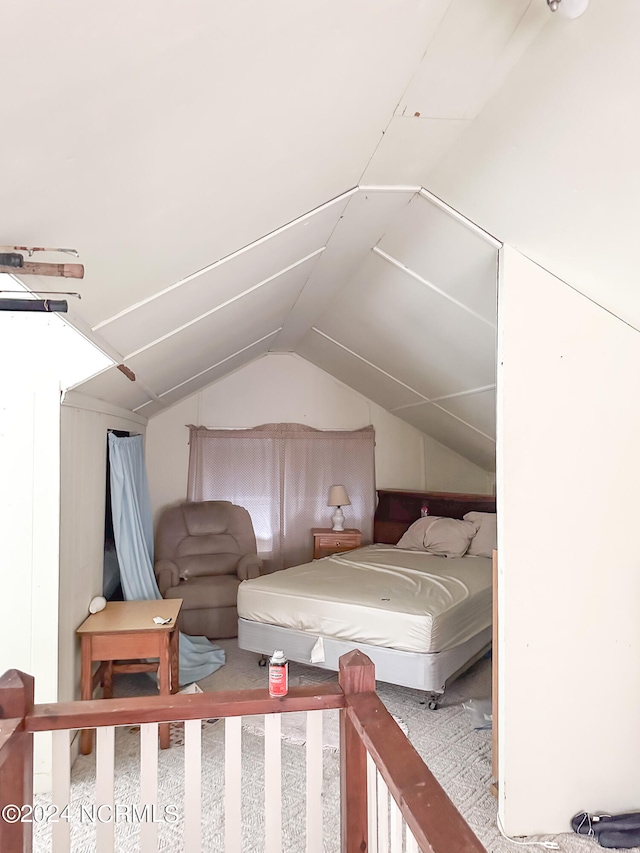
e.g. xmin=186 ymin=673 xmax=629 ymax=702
xmin=572 ymin=811 xmax=640 ymax=837
xmin=598 ymin=828 xmax=640 ymax=849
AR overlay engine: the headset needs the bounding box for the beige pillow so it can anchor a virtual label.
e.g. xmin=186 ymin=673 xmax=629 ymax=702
xmin=463 ymin=511 xmax=497 ymax=558
xmin=396 ymin=516 xmax=478 ymax=558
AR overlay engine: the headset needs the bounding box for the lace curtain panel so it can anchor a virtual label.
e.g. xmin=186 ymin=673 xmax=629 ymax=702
xmin=187 ymin=423 xmax=376 ymax=572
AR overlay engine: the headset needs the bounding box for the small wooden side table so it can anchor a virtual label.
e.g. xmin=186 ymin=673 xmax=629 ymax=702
xmin=76 ymin=599 xmax=182 ymax=754
xmin=312 ymin=528 xmax=362 ymax=559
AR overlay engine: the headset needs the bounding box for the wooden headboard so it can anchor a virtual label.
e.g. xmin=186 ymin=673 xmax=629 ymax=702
xmin=374 ymin=489 xmax=496 ymax=545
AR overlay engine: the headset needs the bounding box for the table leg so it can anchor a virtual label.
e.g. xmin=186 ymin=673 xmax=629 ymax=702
xmin=80 ymin=636 xmax=94 ymax=755
xmin=158 ymin=633 xmax=171 ymax=749
xmin=102 ymin=661 xmax=114 ymax=699
xmin=170 ymin=628 xmax=179 ymax=694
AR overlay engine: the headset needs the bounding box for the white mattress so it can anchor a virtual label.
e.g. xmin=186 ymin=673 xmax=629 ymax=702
xmin=237 ymin=544 xmax=492 ymax=654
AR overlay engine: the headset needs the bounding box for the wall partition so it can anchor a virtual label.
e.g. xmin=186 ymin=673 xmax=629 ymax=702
xmin=497 ymin=245 xmax=640 ymax=833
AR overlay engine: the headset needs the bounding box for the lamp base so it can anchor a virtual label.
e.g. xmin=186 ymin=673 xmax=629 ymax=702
xmin=331 ymin=506 xmax=345 ymax=531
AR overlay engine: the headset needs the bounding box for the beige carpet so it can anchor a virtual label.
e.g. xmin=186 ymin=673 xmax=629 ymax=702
xmin=32 ymin=640 xmax=629 ymax=852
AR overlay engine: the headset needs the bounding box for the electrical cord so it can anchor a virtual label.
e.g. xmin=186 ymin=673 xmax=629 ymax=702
xmin=497 ymin=814 xmax=560 ymax=849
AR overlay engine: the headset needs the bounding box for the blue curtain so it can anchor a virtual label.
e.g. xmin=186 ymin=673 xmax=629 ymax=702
xmin=108 ymin=433 xmax=225 ymax=684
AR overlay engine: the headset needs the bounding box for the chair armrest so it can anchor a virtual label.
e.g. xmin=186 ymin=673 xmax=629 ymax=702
xmin=155 ymin=559 xmax=180 ymax=595
xmin=237 ymin=554 xmax=263 ymax=581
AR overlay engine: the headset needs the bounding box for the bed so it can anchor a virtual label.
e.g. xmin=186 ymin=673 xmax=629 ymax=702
xmin=237 ymin=489 xmax=496 ymax=705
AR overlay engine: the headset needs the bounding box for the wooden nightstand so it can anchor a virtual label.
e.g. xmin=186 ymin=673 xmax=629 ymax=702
xmin=312 ymin=528 xmax=362 ymax=559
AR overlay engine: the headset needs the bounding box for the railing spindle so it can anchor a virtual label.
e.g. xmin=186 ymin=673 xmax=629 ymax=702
xmin=390 ymin=796 xmax=403 ymax=853
xmin=139 ymin=723 xmax=159 ymax=853
xmin=224 ymin=716 xmax=242 ymax=853
xmin=377 ymin=769 xmax=390 ymax=853
xmin=406 ymin=827 xmax=419 ymax=853
xmin=184 ymin=718 xmax=202 ymax=852
xmin=366 ymin=751 xmax=378 ymax=853
xmin=264 ymin=713 xmax=282 ymax=853
xmin=95 ymin=725 xmax=115 ymax=853
xmin=306 ymin=710 xmax=323 ymax=853
xmin=51 ymin=729 xmax=71 ymax=853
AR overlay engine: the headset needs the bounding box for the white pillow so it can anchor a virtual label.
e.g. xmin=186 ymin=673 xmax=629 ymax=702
xmin=396 ymin=516 xmax=478 ymax=558
xmin=463 ymin=511 xmax=497 ymax=558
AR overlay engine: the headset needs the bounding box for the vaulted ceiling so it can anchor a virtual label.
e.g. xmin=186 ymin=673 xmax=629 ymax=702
xmin=1 ymin=0 xmax=556 ymax=473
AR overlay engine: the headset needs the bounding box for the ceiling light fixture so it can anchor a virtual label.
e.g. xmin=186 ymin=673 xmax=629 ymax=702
xmin=547 ymin=0 xmax=589 ymax=17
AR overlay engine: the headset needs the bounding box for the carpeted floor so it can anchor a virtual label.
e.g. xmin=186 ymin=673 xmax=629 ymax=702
xmin=33 ymin=640 xmax=631 ymax=852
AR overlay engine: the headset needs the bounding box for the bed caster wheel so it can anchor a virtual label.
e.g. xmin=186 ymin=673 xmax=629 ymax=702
xmin=258 ymin=655 xmax=268 ymax=667
xmin=420 ymin=692 xmax=440 ymax=710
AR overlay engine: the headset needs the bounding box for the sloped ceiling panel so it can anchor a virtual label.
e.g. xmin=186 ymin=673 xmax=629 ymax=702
xmin=125 ymin=260 xmax=315 ymax=394
xmin=361 ymin=118 xmax=471 ymax=187
xmin=71 ymin=366 xmax=155 ymax=413
xmin=377 ymin=195 xmax=498 ymax=323
xmin=362 ymin=0 xmax=549 ymax=186
xmin=396 ymin=0 xmax=546 ymax=121
xmin=432 ymin=386 xmax=497 ymax=439
xmin=1 ymin=0 xmax=454 ymax=329
xmin=134 ymin=333 xmax=281 ymax=418
xmin=96 ymin=193 xmax=350 ymax=357
xmin=274 ymin=189 xmax=415 ymax=351
xmin=401 ymin=403 xmax=495 ymax=470
xmin=312 ymin=253 xmax=495 ymax=399
xmin=296 ymin=328 xmax=425 ymax=411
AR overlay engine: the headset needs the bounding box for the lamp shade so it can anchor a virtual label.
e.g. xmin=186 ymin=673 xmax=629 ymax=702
xmin=327 ymin=485 xmax=350 ymax=507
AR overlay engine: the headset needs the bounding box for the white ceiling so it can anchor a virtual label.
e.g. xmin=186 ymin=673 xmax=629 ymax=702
xmin=2 ymin=0 xmax=559 ymax=473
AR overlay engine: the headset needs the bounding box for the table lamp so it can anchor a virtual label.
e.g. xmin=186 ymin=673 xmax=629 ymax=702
xmin=328 ymin=484 xmax=351 ymax=531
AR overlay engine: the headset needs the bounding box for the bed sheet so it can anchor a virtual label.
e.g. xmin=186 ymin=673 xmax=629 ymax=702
xmin=237 ymin=544 xmax=492 ymax=654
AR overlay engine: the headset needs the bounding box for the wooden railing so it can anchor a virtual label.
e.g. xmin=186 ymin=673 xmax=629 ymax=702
xmin=0 ymin=651 xmax=487 ymax=853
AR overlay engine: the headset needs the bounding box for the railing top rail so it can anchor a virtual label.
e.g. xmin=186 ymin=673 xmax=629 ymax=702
xmin=347 ymin=691 xmax=487 ymax=853
xmin=25 ymin=683 xmax=346 ymax=732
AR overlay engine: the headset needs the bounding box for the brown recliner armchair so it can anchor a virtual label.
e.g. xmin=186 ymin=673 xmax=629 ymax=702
xmin=154 ymin=501 xmax=263 ymax=639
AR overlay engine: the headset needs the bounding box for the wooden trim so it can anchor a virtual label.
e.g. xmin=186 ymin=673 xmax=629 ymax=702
xmin=27 ymin=684 xmax=346 ymax=732
xmin=346 ymin=691 xmax=487 ymax=853
xmin=1 ymin=261 xmax=84 ymax=278
xmin=60 ymin=390 xmax=148 ymax=426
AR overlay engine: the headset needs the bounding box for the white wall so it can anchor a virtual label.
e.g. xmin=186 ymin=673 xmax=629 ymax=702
xmin=497 ymin=247 xmax=640 ymax=834
xmin=146 ymin=353 xmax=493 ymax=526
xmin=59 ymin=393 xmax=147 ymax=704
xmin=0 ymin=383 xmax=60 ymax=792
xmin=0 ymin=299 xmax=113 ymax=790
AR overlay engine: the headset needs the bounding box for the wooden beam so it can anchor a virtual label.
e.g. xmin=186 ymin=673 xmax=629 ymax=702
xmin=0 ymin=261 xmax=84 ymax=279
xmin=116 ymin=364 xmax=136 ymax=382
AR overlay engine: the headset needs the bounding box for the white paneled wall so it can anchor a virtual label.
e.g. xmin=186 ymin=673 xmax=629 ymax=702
xmin=146 ymin=352 xmax=493 ymax=529
xmin=498 ymin=247 xmax=640 ymax=833
xmin=59 ymin=394 xmax=147 ymax=704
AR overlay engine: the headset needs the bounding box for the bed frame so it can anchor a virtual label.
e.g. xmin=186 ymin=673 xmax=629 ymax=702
xmin=238 ymin=489 xmax=496 ymax=707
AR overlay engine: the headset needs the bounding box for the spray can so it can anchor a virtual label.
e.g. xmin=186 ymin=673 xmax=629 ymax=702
xmin=268 ymin=649 xmax=289 ymax=697
xmin=420 ymin=503 xmax=429 ymax=518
